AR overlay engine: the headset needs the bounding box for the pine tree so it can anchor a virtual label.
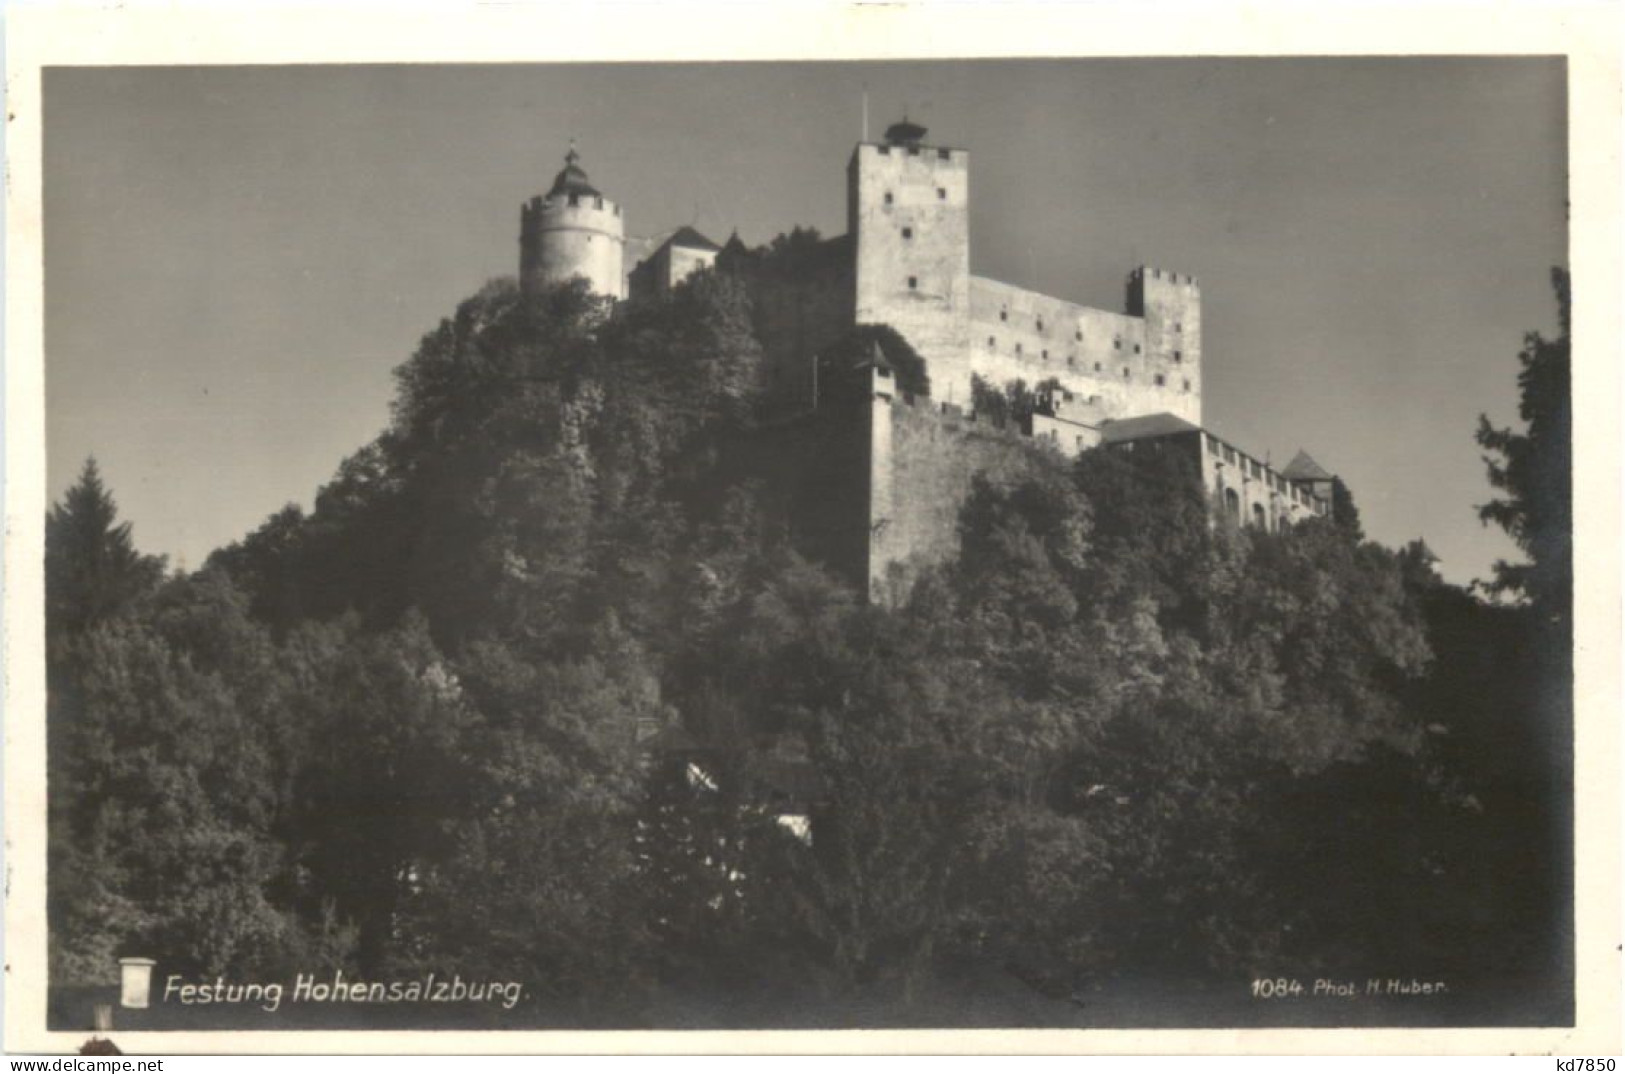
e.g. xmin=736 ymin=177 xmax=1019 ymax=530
xmin=1476 ymin=267 xmax=1572 ymax=634
xmin=46 ymin=457 xmax=165 ymax=642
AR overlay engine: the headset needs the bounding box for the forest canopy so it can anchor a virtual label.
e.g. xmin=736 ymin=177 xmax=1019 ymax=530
xmin=45 ymin=264 xmax=1572 ymax=1027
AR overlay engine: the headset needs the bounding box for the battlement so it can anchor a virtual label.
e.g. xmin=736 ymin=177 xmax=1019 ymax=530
xmin=968 ymin=273 xmax=1200 ymax=427
xmin=1127 ymin=264 xmax=1199 ymax=289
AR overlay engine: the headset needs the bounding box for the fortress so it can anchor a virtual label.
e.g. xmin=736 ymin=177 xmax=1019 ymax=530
xmin=519 ymin=124 xmax=1331 ymax=600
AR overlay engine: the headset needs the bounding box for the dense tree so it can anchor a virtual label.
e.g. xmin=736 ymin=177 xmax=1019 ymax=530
xmin=969 ymin=373 xmax=1067 ymax=429
xmin=927 ymin=441 xmax=1434 ymax=984
xmin=292 ymin=613 xmax=481 ymax=972
xmin=816 ymin=324 xmax=931 ymax=400
xmin=47 ymin=573 xmax=304 ymax=983
xmin=1467 ymin=266 xmax=1575 ymax=1010
xmin=1330 ymin=475 xmax=1363 ymax=540
xmin=1476 ymin=267 xmax=1572 ymax=630
xmin=46 ymin=458 xmax=165 ymax=644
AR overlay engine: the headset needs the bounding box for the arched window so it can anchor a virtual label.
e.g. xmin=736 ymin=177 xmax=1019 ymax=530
xmin=1252 ymin=503 xmax=1267 ymax=529
xmin=1224 ymin=487 xmax=1242 ymax=524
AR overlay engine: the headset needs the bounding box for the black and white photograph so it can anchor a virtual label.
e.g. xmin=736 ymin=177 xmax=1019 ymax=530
xmin=5 ymin=2 xmax=1619 ymax=1057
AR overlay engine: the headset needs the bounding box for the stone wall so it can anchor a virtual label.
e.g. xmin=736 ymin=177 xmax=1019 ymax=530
xmin=868 ymin=388 xmax=1056 ymax=603
xmin=1105 ymin=429 xmax=1329 ymax=531
xmin=627 ymin=242 xmax=719 ymax=302
xmin=746 ymin=237 xmax=856 ymax=413
xmin=744 ymin=402 xmax=874 ymax=589
xmin=1199 ymin=430 xmax=1328 ymax=530
xmin=747 ymin=367 xmax=1053 ymax=603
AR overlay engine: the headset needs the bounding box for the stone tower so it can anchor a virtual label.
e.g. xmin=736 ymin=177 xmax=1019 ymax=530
xmin=848 ymin=119 xmax=973 ymax=407
xmin=1125 ymin=265 xmax=1203 ymax=425
xmin=520 ymin=145 xmax=626 ymax=299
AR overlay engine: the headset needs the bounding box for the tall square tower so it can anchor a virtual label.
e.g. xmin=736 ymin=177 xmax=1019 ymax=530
xmin=847 ymin=121 xmax=973 ymax=407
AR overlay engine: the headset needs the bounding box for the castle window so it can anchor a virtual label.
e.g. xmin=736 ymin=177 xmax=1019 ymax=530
xmin=1015 ymin=343 xmax=1023 ymax=355
xmin=938 ymin=148 xmax=951 ymax=161
xmin=568 ymin=194 xmax=580 ymax=206
xmin=1174 ymin=350 xmax=1183 ymax=362
xmin=595 ymin=196 xmax=604 ymax=209
xmin=902 ymin=227 xmax=913 ymax=239
xmin=1036 ymin=317 xmax=1045 ymax=332
xmin=1134 ymin=344 xmax=1142 ymax=354
xmin=1175 ymin=321 xmax=1183 ymax=333
xmin=1041 ymin=350 xmax=1049 ymax=361
xmin=937 ymin=187 xmax=947 ymax=200
xmin=1067 ymin=355 xmax=1076 ymax=367
xmin=878 ymin=145 xmax=891 ymax=155
xmin=1000 ymin=309 xmax=1008 ymax=322
xmin=1183 ymin=378 xmax=1191 ymax=392
xmin=908 ymin=146 xmax=921 ymax=156
xmin=1122 ymin=368 xmax=1130 ymax=379
xmin=884 ymin=192 xmax=894 ymax=206
xmin=1113 ymin=338 xmax=1121 ymax=350
xmin=1093 ymin=362 xmax=1102 ymax=372
xmin=1075 ymin=330 xmax=1083 ymax=341
xmin=908 ymin=276 xmax=918 ymax=290
xmin=1154 ymin=374 xmax=1166 ymax=386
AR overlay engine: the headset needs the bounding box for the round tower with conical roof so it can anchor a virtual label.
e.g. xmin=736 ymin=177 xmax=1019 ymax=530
xmin=519 ymin=145 xmax=625 ymax=299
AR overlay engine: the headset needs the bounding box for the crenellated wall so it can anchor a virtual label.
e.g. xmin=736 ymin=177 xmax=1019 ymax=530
xmin=968 ymin=273 xmax=1201 ymax=426
xmin=520 ymin=192 xmax=626 ymax=299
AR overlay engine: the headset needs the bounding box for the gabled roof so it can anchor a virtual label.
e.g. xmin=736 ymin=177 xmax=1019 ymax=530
xmin=1098 ymin=412 xmax=1202 ymax=443
xmin=1281 ymin=450 xmax=1334 ymax=481
xmin=664 ymin=225 xmax=721 ymax=253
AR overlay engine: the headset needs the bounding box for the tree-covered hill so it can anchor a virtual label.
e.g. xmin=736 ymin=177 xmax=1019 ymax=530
xmin=45 ymin=266 xmax=1572 ymax=1027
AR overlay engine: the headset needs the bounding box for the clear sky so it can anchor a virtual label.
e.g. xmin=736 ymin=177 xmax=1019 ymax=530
xmin=43 ymin=59 xmax=1567 ymax=583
